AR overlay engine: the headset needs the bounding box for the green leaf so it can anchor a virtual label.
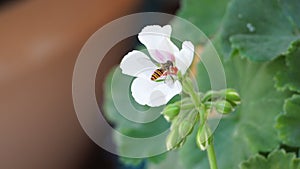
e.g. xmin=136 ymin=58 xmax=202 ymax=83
xmin=171 ymin=0 xmax=230 ymax=44
xmin=280 ymin=0 xmax=300 ymax=29
xmin=276 ymin=95 xmax=300 ymax=147
xmin=119 ymin=157 xmax=143 ymax=167
xmin=275 ymin=40 xmax=300 ymax=93
xmin=147 ymin=152 xmax=185 ymax=169
xmin=240 ymin=150 xmax=300 ymax=169
xmin=147 ymin=153 xmax=168 ymax=164
xmin=220 ymin=0 xmax=300 ymax=61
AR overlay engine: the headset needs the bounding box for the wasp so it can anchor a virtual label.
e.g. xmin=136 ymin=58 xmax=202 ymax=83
xmin=151 ymin=60 xmax=178 ymax=81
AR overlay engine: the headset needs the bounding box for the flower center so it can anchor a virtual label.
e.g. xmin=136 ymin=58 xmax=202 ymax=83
xmin=151 ymin=60 xmax=178 ymax=82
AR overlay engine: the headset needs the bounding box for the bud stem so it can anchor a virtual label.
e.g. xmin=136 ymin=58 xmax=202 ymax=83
xmin=207 ymin=141 xmax=218 ymax=169
xmin=177 ymin=75 xmax=235 ymax=169
xmin=181 ymin=103 xmax=195 ymax=110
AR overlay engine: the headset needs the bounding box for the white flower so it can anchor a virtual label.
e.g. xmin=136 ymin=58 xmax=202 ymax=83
xmin=120 ymin=25 xmax=194 ymax=107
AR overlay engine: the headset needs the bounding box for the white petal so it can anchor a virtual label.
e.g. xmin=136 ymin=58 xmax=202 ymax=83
xmin=175 ymin=41 xmax=194 ymax=74
xmin=138 ymin=25 xmax=179 ymax=63
xmin=120 ymin=50 xmax=157 ymax=78
xmin=131 ymin=78 xmax=157 ymax=105
xmin=149 ymin=80 xmax=182 ymax=107
xmin=131 ymin=78 xmax=182 ymax=107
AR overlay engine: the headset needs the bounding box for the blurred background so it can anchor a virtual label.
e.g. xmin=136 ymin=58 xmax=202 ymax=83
xmin=0 ymin=0 xmax=179 ymax=169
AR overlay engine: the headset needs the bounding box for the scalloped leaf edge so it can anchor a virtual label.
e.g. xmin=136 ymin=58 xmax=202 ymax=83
xmin=239 ymin=150 xmax=300 ymax=169
xmin=274 ymin=40 xmax=300 ymax=93
xmin=275 ymin=94 xmax=300 ymax=147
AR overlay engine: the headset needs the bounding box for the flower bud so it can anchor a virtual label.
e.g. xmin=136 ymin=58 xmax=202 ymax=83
xmin=178 ymin=110 xmax=198 ymax=138
xmin=178 ymin=121 xmax=194 ymax=139
xmin=162 ymin=104 xmax=180 ymax=122
xmin=196 ymin=125 xmax=212 ymax=151
xmin=176 ymin=138 xmax=186 ymax=149
xmin=166 ymin=128 xmax=180 ymax=151
xmin=215 ymin=100 xmax=234 ymax=114
xmin=225 ymin=88 xmax=241 ymax=105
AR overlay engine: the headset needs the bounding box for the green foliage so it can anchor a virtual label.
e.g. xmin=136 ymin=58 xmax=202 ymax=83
xmin=171 ymin=0 xmax=230 ymax=44
xmin=276 ymin=95 xmax=300 ymax=147
xmin=102 ymin=0 xmax=300 ymax=168
xmin=280 ymin=0 xmax=300 ymax=29
xmin=185 ymin=43 xmax=289 ymax=168
xmin=275 ymin=40 xmax=300 ymax=93
xmin=147 ymin=152 xmax=185 ymax=169
xmin=274 ymin=40 xmax=300 ymax=148
xmin=240 ymin=150 xmax=300 ymax=169
xmin=220 ymin=0 xmax=300 ymax=61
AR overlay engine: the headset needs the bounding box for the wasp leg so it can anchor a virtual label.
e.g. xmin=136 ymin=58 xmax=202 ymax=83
xmin=163 ymin=75 xmax=176 ymax=85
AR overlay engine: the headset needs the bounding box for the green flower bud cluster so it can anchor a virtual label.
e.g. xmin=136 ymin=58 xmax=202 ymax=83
xmin=163 ymin=75 xmax=241 ymax=152
xmin=203 ymin=88 xmax=241 ymax=115
xmin=166 ymin=109 xmax=198 ymax=150
xmin=162 ymin=98 xmax=198 ymax=150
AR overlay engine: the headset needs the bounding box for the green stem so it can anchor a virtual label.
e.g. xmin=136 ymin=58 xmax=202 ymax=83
xmin=182 ymin=77 xmax=201 ymax=111
xmin=182 ymin=76 xmax=218 ymax=169
xmin=181 ymin=103 xmax=196 ymax=110
xmin=207 ymin=142 xmax=218 ymax=169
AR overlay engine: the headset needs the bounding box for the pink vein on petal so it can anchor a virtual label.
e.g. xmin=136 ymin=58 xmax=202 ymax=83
xmin=154 ymin=50 xmax=175 ymax=63
xmin=154 ymin=50 xmax=165 ymax=63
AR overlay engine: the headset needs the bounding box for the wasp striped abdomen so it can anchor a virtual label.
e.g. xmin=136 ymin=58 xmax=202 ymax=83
xmin=151 ymin=68 xmax=165 ymax=81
